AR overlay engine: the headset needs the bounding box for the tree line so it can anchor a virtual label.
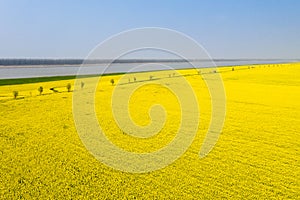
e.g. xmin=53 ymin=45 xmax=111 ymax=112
xmin=0 ymin=58 xmax=193 ymax=66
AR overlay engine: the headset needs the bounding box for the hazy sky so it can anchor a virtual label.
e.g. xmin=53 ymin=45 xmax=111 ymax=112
xmin=0 ymin=0 xmax=299 ymax=59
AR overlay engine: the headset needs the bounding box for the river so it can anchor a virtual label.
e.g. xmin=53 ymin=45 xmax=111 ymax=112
xmin=0 ymin=60 xmax=297 ymax=79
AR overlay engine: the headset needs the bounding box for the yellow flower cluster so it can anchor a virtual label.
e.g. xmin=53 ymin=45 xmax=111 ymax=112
xmin=0 ymin=63 xmax=299 ymax=199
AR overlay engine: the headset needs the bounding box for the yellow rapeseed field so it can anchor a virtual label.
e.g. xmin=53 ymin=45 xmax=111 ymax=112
xmin=0 ymin=63 xmax=299 ymax=199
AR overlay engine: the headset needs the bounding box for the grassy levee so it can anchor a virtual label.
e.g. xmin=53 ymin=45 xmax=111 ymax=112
xmin=0 ymin=75 xmax=78 ymax=86
xmin=0 ymin=73 xmax=126 ymax=86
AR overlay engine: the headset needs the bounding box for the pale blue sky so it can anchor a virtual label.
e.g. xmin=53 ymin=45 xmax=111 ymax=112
xmin=0 ymin=0 xmax=299 ymax=59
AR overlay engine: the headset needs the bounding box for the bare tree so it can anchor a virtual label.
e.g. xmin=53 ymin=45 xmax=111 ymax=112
xmin=38 ymin=86 xmax=43 ymax=95
xmin=67 ymin=83 xmax=71 ymax=92
xmin=110 ymin=79 xmax=115 ymax=85
xmin=13 ymin=91 xmax=18 ymax=99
